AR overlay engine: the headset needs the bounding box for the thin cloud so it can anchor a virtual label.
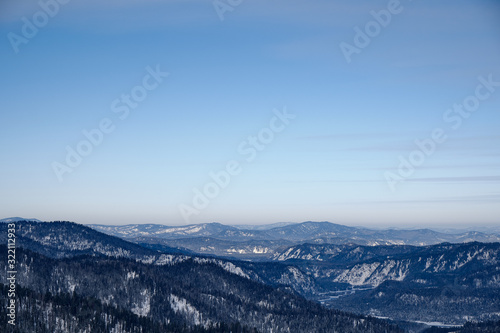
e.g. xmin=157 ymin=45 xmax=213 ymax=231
xmin=407 ymin=176 xmax=500 ymax=183
xmin=345 ymin=193 xmax=500 ymax=205
xmin=296 ymin=132 xmax=416 ymax=141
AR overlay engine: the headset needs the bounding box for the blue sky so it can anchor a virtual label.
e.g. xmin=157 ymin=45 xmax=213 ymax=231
xmin=1 ymin=0 xmax=499 ymax=227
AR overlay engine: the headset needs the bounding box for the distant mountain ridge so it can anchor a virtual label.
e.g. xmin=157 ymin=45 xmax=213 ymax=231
xmin=6 ymin=218 xmax=499 ymax=247
xmin=87 ymin=220 xmax=500 ymax=260
xmin=88 ymin=220 xmax=500 ymax=243
xmin=0 ymin=217 xmax=41 ymax=223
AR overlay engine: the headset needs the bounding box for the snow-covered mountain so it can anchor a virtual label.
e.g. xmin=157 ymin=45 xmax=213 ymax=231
xmin=90 ymin=222 xmax=270 ymax=241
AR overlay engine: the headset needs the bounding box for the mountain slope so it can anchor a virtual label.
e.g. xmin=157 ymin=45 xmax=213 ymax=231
xmin=0 ymin=283 xmax=216 ymax=333
xmin=0 ymin=221 xmax=184 ymax=260
xmin=273 ymin=242 xmax=500 ymax=325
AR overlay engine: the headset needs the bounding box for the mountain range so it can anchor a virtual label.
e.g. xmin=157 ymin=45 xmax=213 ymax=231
xmin=2 ymin=218 xmax=500 ymax=332
xmin=0 ymin=220 xmax=401 ymax=333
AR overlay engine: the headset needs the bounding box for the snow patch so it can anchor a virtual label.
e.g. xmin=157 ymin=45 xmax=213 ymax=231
xmin=334 ymin=262 xmax=380 ymax=286
xmin=193 ymin=258 xmax=249 ymax=279
xmin=169 ymin=294 xmax=204 ymax=325
xmin=131 ymin=289 xmax=150 ymax=317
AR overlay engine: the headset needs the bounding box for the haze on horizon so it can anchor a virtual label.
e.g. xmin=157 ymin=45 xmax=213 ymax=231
xmin=1 ymin=0 xmax=499 ymax=228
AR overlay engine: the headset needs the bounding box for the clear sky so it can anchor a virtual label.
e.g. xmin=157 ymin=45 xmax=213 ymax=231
xmin=1 ymin=0 xmax=499 ymax=227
